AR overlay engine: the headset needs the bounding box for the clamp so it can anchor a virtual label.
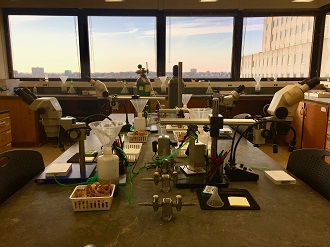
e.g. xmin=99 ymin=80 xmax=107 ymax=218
xmin=138 ymin=195 xmax=196 ymax=221
xmin=143 ymin=170 xmax=178 ymax=192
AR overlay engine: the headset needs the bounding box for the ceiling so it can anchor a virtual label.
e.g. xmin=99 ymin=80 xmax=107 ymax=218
xmin=0 ymin=0 xmax=329 ymax=11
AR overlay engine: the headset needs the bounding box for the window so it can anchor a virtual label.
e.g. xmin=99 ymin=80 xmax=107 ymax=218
xmin=301 ymin=53 xmax=305 ymax=64
xmin=308 ymin=20 xmax=313 ymax=31
xmin=166 ymin=16 xmax=233 ymax=78
xmin=8 ymin=15 xmax=80 ymax=78
xmin=241 ymin=15 xmax=313 ymax=79
xmin=320 ymin=15 xmax=330 ymax=77
xmin=288 ymin=55 xmax=292 ymax=65
xmin=88 ymin=16 xmax=156 ymax=79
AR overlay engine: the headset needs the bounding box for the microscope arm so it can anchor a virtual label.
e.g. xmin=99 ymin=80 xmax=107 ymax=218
xmin=221 ymin=85 xmax=245 ymax=107
xmin=267 ymin=77 xmax=320 ymax=119
xmin=90 ymin=79 xmax=109 ymax=98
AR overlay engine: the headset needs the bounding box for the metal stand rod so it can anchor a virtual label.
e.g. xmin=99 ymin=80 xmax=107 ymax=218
xmin=211 ymin=98 xmax=219 ymax=156
xmin=79 ymin=140 xmax=86 ymax=174
xmin=177 ymin=62 xmax=183 ymax=108
xmin=211 ymin=98 xmax=223 ymax=179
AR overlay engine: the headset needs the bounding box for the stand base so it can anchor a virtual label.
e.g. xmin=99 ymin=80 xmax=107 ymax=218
xmin=180 ymin=165 xmax=205 ymax=175
xmin=35 ymin=164 xmax=96 ymax=184
xmin=224 ymin=163 xmax=259 ymax=181
xmin=176 ymin=167 xmax=229 ymax=189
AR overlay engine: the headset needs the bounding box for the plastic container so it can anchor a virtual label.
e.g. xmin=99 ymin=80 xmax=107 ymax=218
xmin=123 ymin=143 xmax=143 ymax=162
xmin=127 ymin=132 xmax=149 ymax=143
xmin=188 ymin=108 xmax=212 ymax=119
xmin=33 ymin=84 xmax=38 ymax=94
xmin=69 ymin=184 xmax=115 ymax=211
xmin=97 ymin=147 xmax=119 ymax=185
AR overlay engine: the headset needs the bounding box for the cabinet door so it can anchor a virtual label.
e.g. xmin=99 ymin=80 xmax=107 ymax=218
xmin=302 ymin=101 xmax=328 ymax=149
xmin=0 ymin=98 xmax=45 ymax=146
xmin=285 ymin=101 xmax=305 ymax=149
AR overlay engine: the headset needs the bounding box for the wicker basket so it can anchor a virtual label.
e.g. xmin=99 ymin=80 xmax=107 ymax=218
xmin=69 ymin=184 xmax=115 ymax=211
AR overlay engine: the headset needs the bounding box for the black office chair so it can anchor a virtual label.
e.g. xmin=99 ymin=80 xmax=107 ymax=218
xmin=0 ymin=150 xmax=45 ymax=204
xmin=286 ymin=148 xmax=330 ymax=201
xmin=232 ymin=113 xmax=253 ymax=139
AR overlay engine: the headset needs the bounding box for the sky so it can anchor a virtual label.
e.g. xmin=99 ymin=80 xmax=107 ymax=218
xmin=9 ymin=15 xmax=264 ymax=74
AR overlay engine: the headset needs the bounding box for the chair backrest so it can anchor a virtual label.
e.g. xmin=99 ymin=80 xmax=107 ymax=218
xmin=0 ymin=150 xmax=45 ymax=204
xmin=286 ymin=148 xmax=330 ymax=201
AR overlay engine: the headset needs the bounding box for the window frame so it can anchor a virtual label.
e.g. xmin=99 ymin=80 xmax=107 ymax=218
xmin=2 ymin=7 xmax=329 ymax=82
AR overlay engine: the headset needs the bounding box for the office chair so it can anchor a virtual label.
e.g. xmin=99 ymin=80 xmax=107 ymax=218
xmin=0 ymin=150 xmax=45 ymax=204
xmin=232 ymin=113 xmax=253 ymax=139
xmin=286 ymin=148 xmax=330 ymax=201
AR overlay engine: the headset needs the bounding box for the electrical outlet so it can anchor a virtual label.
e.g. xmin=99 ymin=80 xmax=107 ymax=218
xmin=42 ymin=82 xmax=49 ymax=87
xmin=273 ymin=83 xmax=278 ymax=87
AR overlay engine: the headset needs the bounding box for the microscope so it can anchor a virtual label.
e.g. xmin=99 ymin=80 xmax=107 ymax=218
xmin=224 ymin=77 xmax=321 ymax=181
xmin=15 ymin=87 xmax=96 ymax=182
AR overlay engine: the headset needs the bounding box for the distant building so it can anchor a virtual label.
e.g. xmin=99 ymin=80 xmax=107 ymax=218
xmin=241 ymin=16 xmax=314 ymax=79
xmin=31 ymin=67 xmax=45 ymax=78
xmin=64 ymin=70 xmax=73 ymax=77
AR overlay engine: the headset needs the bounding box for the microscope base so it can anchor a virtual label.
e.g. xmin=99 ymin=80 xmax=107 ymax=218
xmin=35 ymin=164 xmax=96 ymax=184
xmin=176 ymin=168 xmax=229 ymax=189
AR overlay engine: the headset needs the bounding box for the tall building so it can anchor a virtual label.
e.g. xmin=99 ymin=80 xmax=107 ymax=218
xmin=241 ymin=16 xmax=314 ymax=79
xmin=31 ymin=67 xmax=45 ymax=78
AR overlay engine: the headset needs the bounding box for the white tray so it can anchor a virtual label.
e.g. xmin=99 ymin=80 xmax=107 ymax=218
xmin=69 ymin=184 xmax=115 ymax=211
xmin=124 ymin=143 xmax=143 ymax=162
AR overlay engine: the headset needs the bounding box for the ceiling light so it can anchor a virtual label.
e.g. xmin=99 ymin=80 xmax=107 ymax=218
xmin=291 ymin=0 xmax=314 ymax=2
xmin=199 ymin=0 xmax=218 ymax=2
xmin=105 ymin=0 xmax=124 ymax=2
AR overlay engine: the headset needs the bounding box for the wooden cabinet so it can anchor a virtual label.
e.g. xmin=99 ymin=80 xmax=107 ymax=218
xmin=286 ymin=100 xmax=329 ymax=150
xmin=0 ymin=97 xmax=45 ymax=147
xmin=0 ymin=111 xmax=12 ymax=153
xmin=285 ymin=101 xmax=305 ymax=148
xmin=302 ymin=101 xmax=328 ymax=149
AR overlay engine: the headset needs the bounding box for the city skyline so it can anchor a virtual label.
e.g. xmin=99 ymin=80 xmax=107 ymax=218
xmin=8 ymin=15 xmax=263 ymax=77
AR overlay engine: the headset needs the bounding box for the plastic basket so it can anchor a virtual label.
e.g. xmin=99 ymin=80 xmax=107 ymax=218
xmin=127 ymin=132 xmax=149 ymax=143
xmin=124 ymin=143 xmax=143 ymax=162
xmin=173 ymin=131 xmax=187 ymax=142
xmin=69 ymin=184 xmax=115 ymax=211
xmin=173 ymin=131 xmax=188 ymax=157
xmin=176 ymin=146 xmax=188 ymax=157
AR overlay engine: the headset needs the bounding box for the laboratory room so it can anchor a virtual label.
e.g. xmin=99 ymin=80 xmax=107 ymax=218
xmin=0 ymin=0 xmax=329 ymax=246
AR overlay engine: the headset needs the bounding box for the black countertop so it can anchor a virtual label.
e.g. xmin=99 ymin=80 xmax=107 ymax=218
xmin=0 ymin=124 xmax=329 ymax=247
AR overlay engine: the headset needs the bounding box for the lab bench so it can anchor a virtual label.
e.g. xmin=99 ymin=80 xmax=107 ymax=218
xmin=0 ymin=123 xmax=329 ymax=247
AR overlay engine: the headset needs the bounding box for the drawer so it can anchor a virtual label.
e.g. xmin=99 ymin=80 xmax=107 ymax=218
xmin=0 ymin=130 xmax=12 ymax=146
xmin=0 ymin=142 xmax=12 ymax=153
xmin=0 ymin=116 xmax=11 ymax=132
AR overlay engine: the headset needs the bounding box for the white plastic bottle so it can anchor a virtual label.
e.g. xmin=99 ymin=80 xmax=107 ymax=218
xmin=33 ymin=84 xmax=38 ymax=94
xmin=97 ymin=147 xmax=119 ymax=185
